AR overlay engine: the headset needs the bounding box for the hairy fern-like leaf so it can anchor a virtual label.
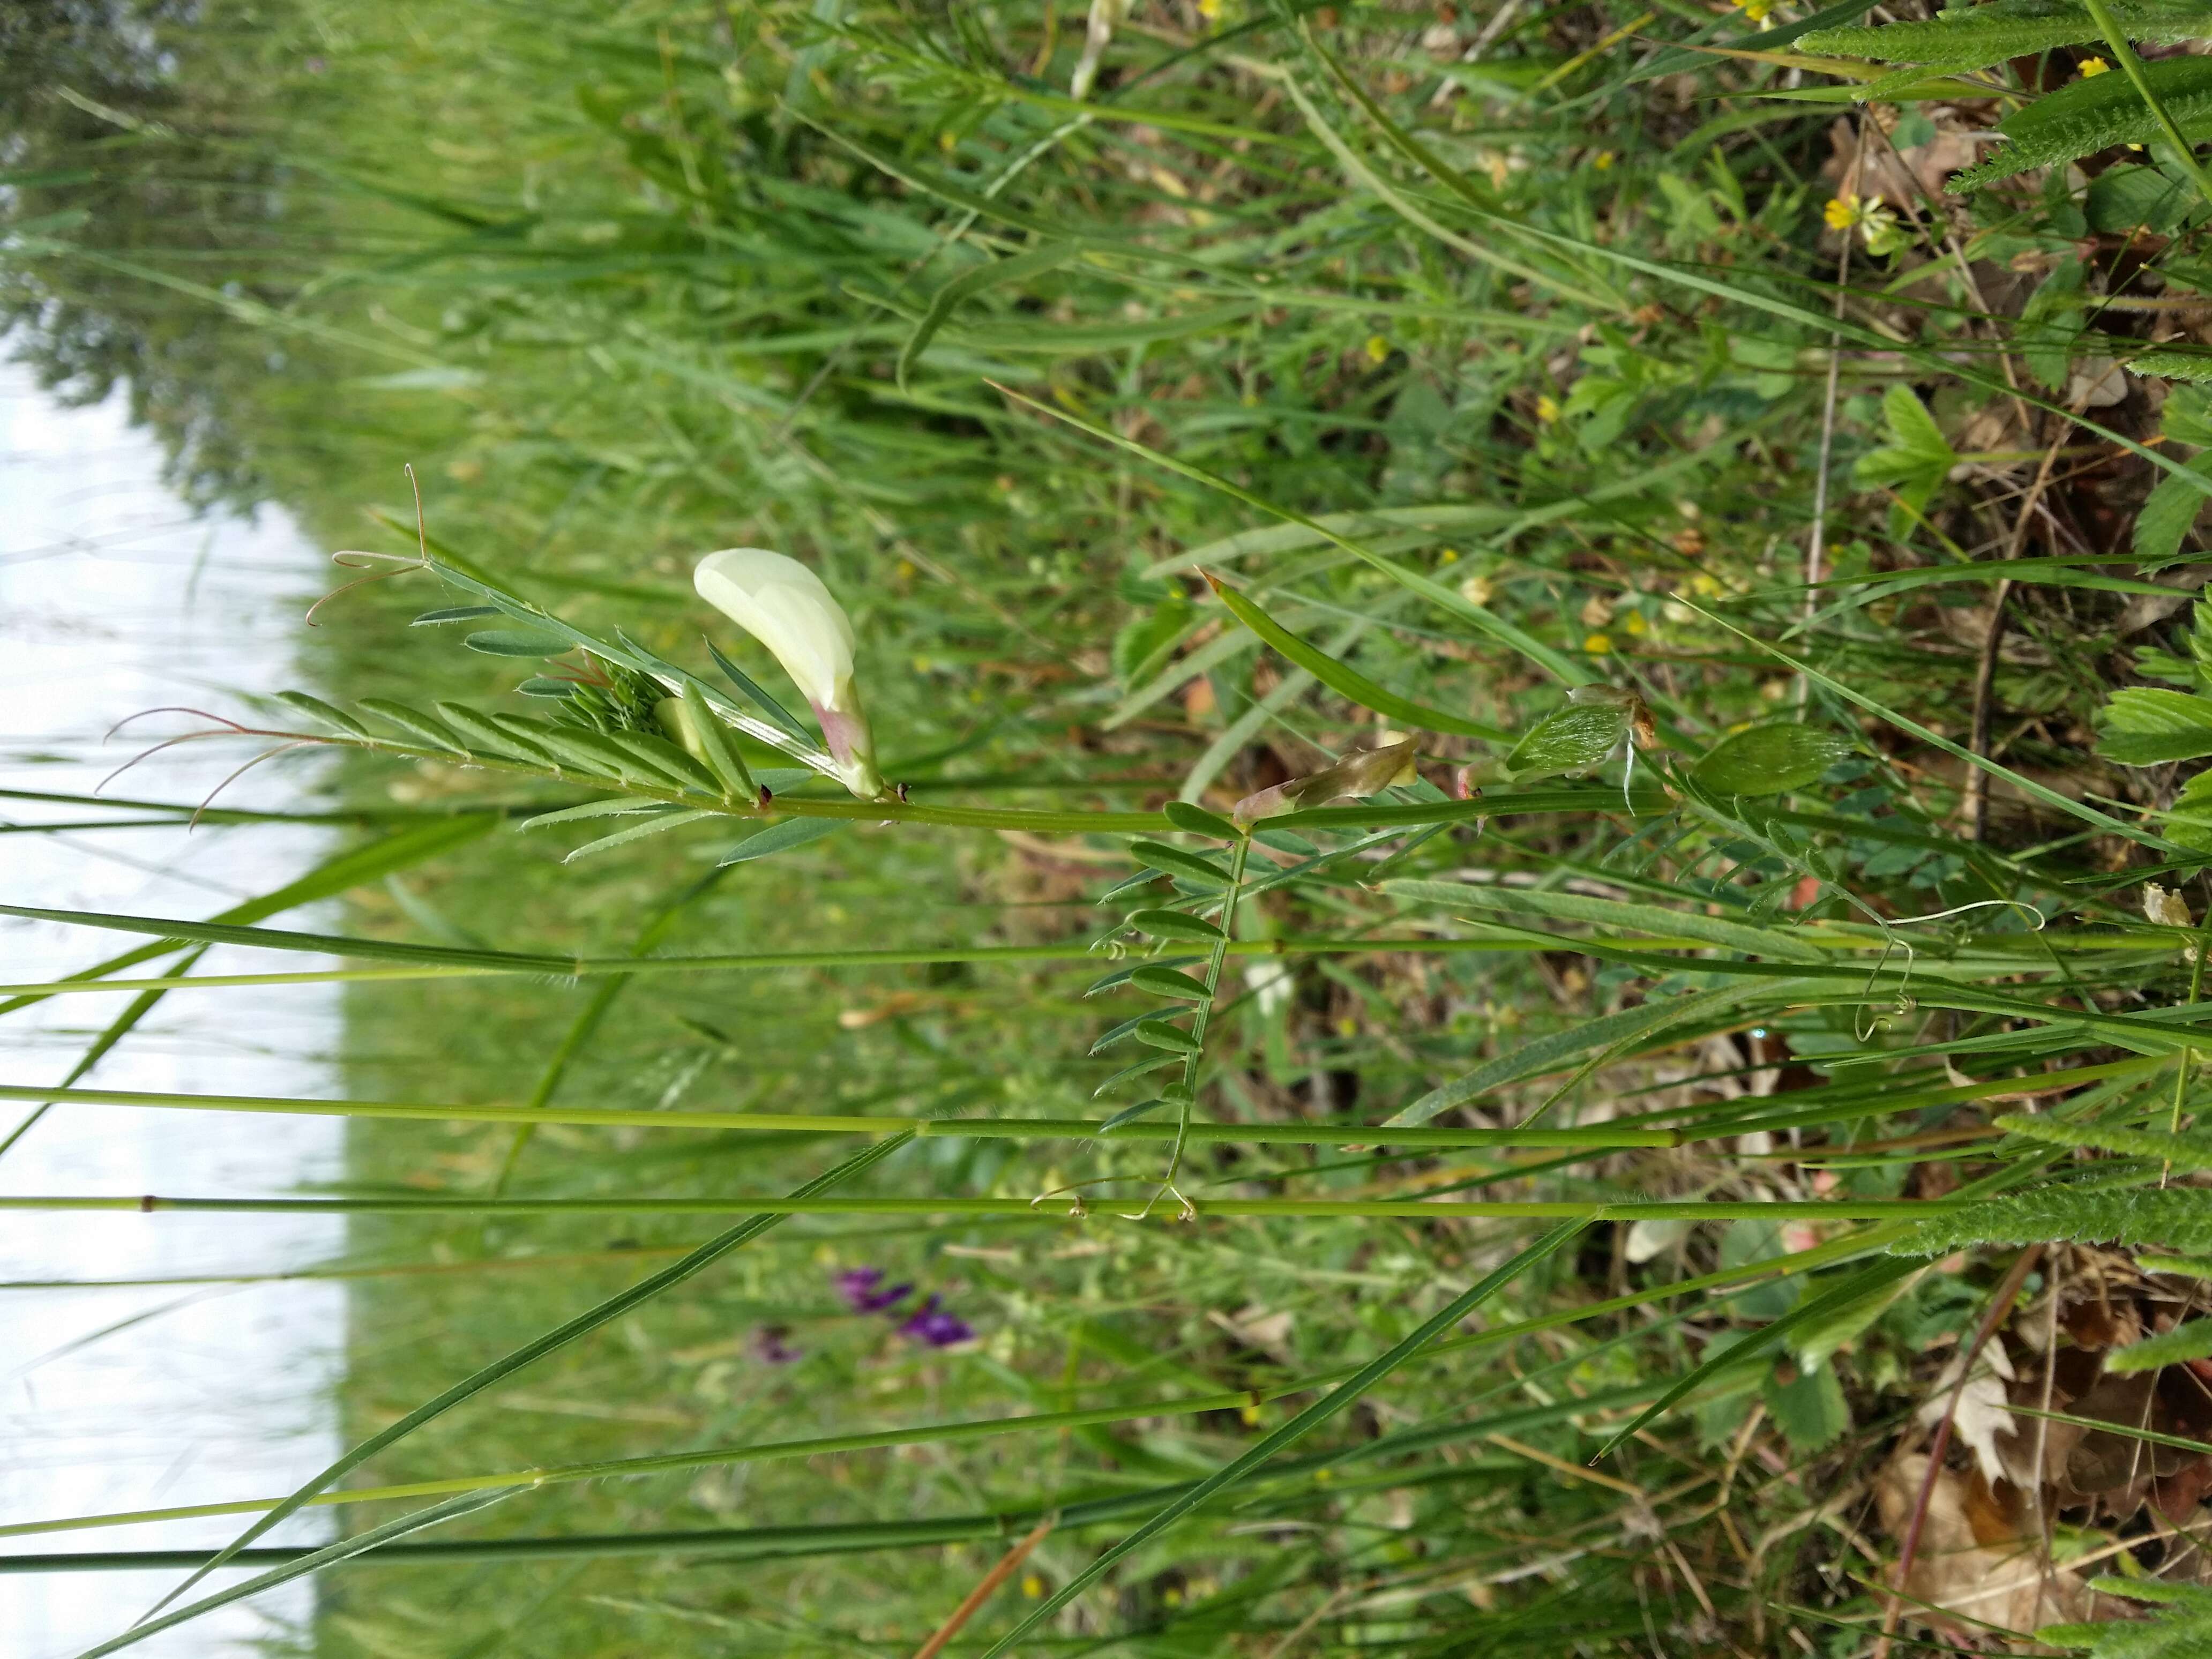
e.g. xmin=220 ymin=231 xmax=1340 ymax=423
xmin=2133 ymin=347 xmax=2212 ymax=383
xmin=2039 ymin=1576 xmax=2212 ymax=1655
xmin=1803 ymin=0 xmax=2209 ymax=71
xmin=1997 ymin=1114 xmax=2212 ymax=1174
xmin=1895 ymin=1185 xmax=2212 ymax=1257
xmin=1954 ymin=55 xmax=2212 ymax=190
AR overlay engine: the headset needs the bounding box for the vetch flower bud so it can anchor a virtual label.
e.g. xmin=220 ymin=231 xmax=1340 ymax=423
xmin=2143 ymin=882 xmax=2200 ymax=962
xmin=694 ymin=548 xmax=885 ymax=799
xmin=1231 ymin=737 xmax=1418 ymax=825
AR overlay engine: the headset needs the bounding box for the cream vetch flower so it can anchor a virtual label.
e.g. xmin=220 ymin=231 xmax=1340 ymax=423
xmin=694 ymin=548 xmax=885 ymax=800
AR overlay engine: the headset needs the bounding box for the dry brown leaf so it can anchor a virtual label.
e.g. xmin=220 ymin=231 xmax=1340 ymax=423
xmin=1920 ymin=1344 xmax=2018 ymax=1486
xmin=1875 ymin=1455 xmax=2095 ymax=1645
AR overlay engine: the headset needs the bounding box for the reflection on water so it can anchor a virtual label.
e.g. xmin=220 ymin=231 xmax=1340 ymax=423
xmin=1 ymin=360 xmax=344 ymax=1657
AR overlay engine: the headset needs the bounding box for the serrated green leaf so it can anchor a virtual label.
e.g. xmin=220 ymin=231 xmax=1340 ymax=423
xmin=2098 ymin=686 xmax=2212 ymax=764
xmin=2166 ymin=387 xmax=2212 ymax=450
xmin=2136 ymin=454 xmax=2212 ymax=566
xmin=1761 ymin=1362 xmax=1850 ymax=1453
xmin=2166 ymin=767 xmax=2212 ymax=851
xmin=1691 ymin=726 xmax=1857 ymax=797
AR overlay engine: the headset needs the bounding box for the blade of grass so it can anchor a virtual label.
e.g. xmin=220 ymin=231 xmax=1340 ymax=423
xmin=0 ymin=946 xmax=206 ymax=1165
xmin=74 ymin=1489 xmax=524 ymax=1656
xmin=1203 ymin=573 xmax=1509 ymax=741
xmin=0 ymin=814 xmax=496 ymax=1020
xmin=3 ymin=1083 xmax=1680 ymax=1147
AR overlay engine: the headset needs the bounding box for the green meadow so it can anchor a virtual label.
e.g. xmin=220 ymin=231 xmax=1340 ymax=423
xmin=9 ymin=0 xmax=2212 ymax=1653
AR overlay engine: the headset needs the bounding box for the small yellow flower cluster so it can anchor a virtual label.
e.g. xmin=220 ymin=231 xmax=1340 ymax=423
xmin=1824 ymin=191 xmax=1907 ymax=256
xmin=2079 ymin=55 xmax=2110 ymax=78
xmin=1733 ymin=0 xmax=1775 ymax=23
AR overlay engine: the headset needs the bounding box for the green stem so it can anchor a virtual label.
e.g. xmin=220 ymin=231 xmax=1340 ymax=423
xmin=1165 ymin=833 xmax=1251 ymax=1185
xmin=0 ymin=1085 xmax=1676 ymax=1147
xmin=1 ymin=1192 xmax=1950 ymax=1221
xmin=2169 ymin=925 xmax=2207 ymax=1180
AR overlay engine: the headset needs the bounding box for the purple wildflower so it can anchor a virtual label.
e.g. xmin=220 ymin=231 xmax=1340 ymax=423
xmin=750 ymin=1325 xmax=803 ymax=1365
xmin=897 ymin=1295 xmax=974 ymax=1349
xmin=835 ymin=1266 xmax=913 ymax=1313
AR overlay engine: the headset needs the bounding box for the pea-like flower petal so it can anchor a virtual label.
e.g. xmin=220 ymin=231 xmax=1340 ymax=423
xmin=694 ymin=548 xmax=883 ymax=798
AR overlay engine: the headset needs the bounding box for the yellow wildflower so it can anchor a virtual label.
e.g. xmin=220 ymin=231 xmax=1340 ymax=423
xmin=1364 ymin=334 xmax=1390 ymax=364
xmin=1198 ymin=0 xmax=1221 ymax=17
xmin=1584 ymin=632 xmax=1614 ymax=656
xmin=1591 ymin=150 xmax=1616 ymax=171
xmin=1620 ymin=610 xmax=1648 ymax=637
xmin=1022 ymin=1573 xmax=1045 ymax=1598
xmin=1824 ymin=193 xmax=1860 ymax=232
xmin=2080 ymin=56 xmax=2110 ymax=77
xmin=1535 ymin=393 xmax=1561 ymax=424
